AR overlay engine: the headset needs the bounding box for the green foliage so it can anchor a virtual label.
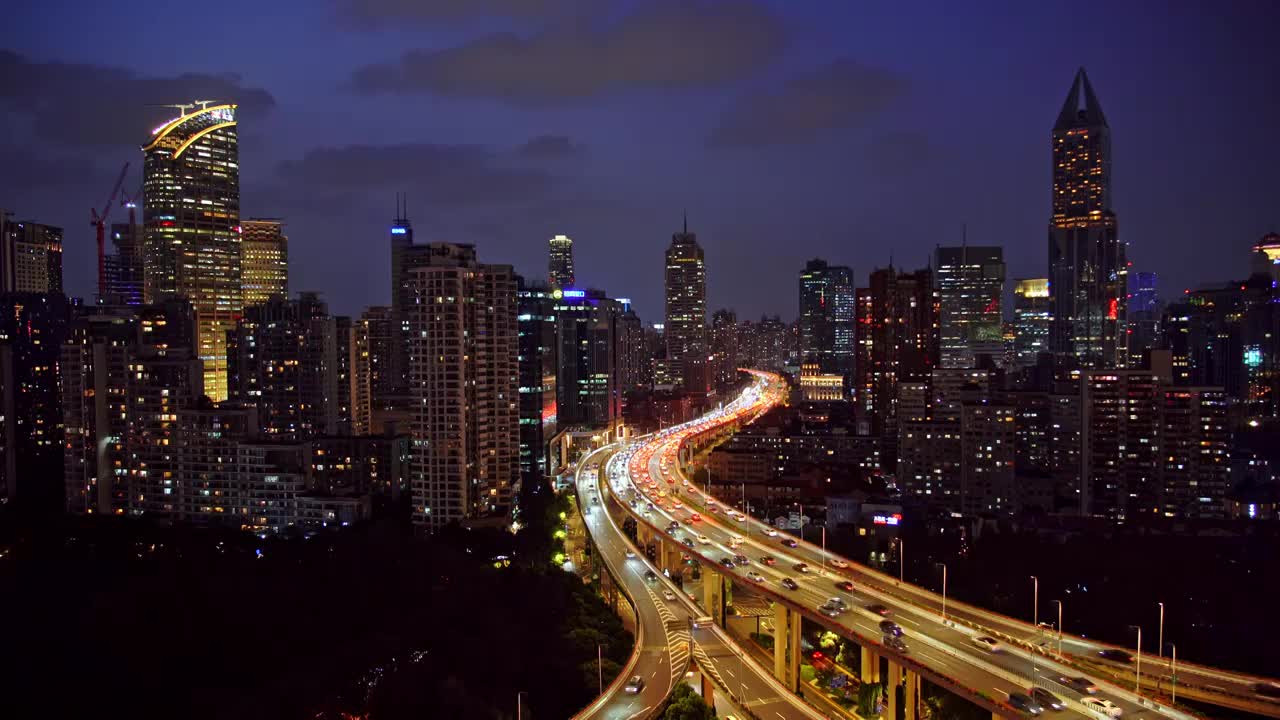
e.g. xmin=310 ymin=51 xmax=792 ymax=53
xmin=800 ymin=664 xmax=817 ymax=683
xmin=663 ymin=683 xmax=716 ymax=720
xmin=819 ymin=630 xmax=839 ymax=652
xmin=836 ymin=639 xmax=858 ymax=670
xmin=857 ymin=682 xmax=883 ymax=717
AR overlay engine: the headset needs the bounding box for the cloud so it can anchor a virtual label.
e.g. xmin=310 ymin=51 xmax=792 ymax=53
xmin=517 ymin=134 xmax=584 ymax=159
xmin=334 ymin=0 xmax=591 ymax=28
xmin=275 ymin=138 xmax=564 ymax=207
xmin=348 ymin=1 xmax=785 ymax=104
xmin=708 ymin=59 xmax=907 ymax=147
xmin=0 ymin=49 xmax=275 ymax=147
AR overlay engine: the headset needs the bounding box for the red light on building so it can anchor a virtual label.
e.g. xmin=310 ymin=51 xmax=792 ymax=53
xmin=1107 ymin=298 xmax=1118 ymax=320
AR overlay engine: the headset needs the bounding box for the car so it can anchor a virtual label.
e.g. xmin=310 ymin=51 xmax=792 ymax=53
xmin=728 ymin=535 xmax=744 ymax=547
xmin=746 ymin=572 xmax=766 ymax=583
xmin=667 ymin=520 xmax=680 ymax=530
xmin=879 ymin=620 xmax=903 ymax=637
xmin=1008 ymin=692 xmax=1043 ymax=716
xmin=697 ymin=534 xmax=711 ymax=544
xmin=831 ymin=559 xmax=849 ymax=569
xmin=819 ymin=603 xmax=842 ymax=618
xmin=866 ymin=603 xmax=892 ymax=616
xmin=690 ymin=513 xmax=701 ymax=522
xmin=672 ymin=502 xmax=683 ymax=510
xmin=1029 ymin=687 xmax=1064 ymax=711
xmin=663 ymin=589 xmax=676 ymax=601
xmin=792 ymin=562 xmax=809 ymax=573
xmin=764 ymin=529 xmax=779 ymax=537
xmin=708 ymin=505 xmax=720 ymax=513
xmin=720 ymin=557 xmax=736 ymax=569
xmin=624 ymin=675 xmax=645 ymax=694
xmin=1058 ymin=676 xmax=1098 ymax=694
xmin=884 ymin=635 xmax=909 ymax=653
xmin=682 ymin=537 xmax=695 ymax=548
xmin=644 ymin=570 xmax=658 ymax=583
xmin=682 ymin=518 xmax=694 ymax=526
xmin=1080 ymin=697 xmax=1122 ymax=717
xmin=760 ymin=556 xmax=777 ymax=566
xmin=733 ymin=554 xmax=750 ymax=566
xmin=971 ymin=636 xmax=1002 ymax=652
xmin=827 ymin=597 xmax=848 ymax=610
xmin=781 ymin=578 xmax=800 ymax=590
xmin=781 ymin=538 xmax=799 ymax=548
xmin=1098 ymin=648 xmax=1134 ymax=663
xmin=692 ymin=615 xmax=714 ymax=629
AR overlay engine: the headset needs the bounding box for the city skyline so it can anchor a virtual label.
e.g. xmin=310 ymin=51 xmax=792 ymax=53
xmin=3 ymin=2 xmax=1278 ymax=323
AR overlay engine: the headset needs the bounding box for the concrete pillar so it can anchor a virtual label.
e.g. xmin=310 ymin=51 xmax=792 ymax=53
xmin=886 ymin=661 xmax=902 ymax=720
xmin=905 ymin=669 xmax=919 ymax=720
xmin=772 ymin=603 xmax=802 ymax=691
xmin=700 ymin=672 xmax=715 ymax=707
xmin=861 ymin=645 xmax=881 ymax=684
xmin=702 ymin=568 xmax=724 ymax=625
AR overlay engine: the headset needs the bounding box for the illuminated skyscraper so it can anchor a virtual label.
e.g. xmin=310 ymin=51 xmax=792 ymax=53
xmin=936 ymin=245 xmax=1004 ymax=369
xmin=241 ymin=219 xmax=288 ymax=306
xmin=798 ymin=258 xmax=854 ymax=379
xmin=1048 ymin=68 xmax=1126 ymax=368
xmin=1011 ymin=278 xmax=1051 ymax=366
xmin=142 ymin=101 xmax=242 ymax=401
xmin=548 ymin=234 xmax=575 ymax=289
xmin=104 ymin=221 xmax=144 ymax=305
xmin=664 ymin=217 xmax=708 ymax=396
xmin=0 ymin=217 xmax=63 ymax=294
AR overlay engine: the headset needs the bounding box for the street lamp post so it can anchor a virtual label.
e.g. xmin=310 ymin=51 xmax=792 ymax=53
xmin=936 ymin=562 xmax=948 ymax=621
xmin=898 ymin=539 xmax=904 ymax=583
xmin=517 ymin=691 xmax=528 ymax=720
xmin=1129 ymin=625 xmax=1142 ymax=693
xmin=1158 ymin=602 xmax=1165 ymax=660
xmin=1031 ymin=575 xmax=1039 ymax=629
xmin=1052 ymin=600 xmax=1064 ymax=657
xmin=1167 ymin=643 xmax=1177 ymax=704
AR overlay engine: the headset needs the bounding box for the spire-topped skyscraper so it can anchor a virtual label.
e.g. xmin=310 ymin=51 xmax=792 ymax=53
xmin=665 ymin=216 xmax=708 ymax=397
xmin=1048 ymin=67 xmax=1126 ymax=369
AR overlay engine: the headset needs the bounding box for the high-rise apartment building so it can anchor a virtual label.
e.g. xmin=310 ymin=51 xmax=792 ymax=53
xmin=665 ymin=218 xmax=708 ymax=396
xmin=1011 ymin=278 xmax=1051 ymax=367
xmin=710 ymin=308 xmax=739 ymax=393
xmin=1048 ymin=69 xmax=1126 ymax=369
xmin=936 ymin=246 xmax=1004 ymax=369
xmin=798 ymin=259 xmax=854 ymax=380
xmin=1080 ymin=371 xmax=1161 ymax=520
xmin=854 ymin=267 xmax=938 ymax=444
xmin=241 ymin=219 xmax=288 ymax=306
xmin=142 ymin=101 xmax=242 ymax=401
xmin=0 ymin=217 xmax=63 ymax=294
xmin=517 ymin=279 xmax=559 ymax=495
xmin=104 ymin=222 xmax=144 ymax=305
xmin=407 ymin=243 xmax=518 ymax=532
xmin=360 ymin=305 xmax=397 ymax=408
xmin=548 ymin=234 xmax=575 ymax=289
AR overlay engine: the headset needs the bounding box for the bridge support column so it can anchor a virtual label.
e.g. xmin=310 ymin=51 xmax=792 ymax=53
xmin=860 ymin=645 xmax=880 ymax=684
xmin=886 ymin=660 xmax=902 ymax=720
xmin=772 ymin=603 xmax=802 ymax=692
xmin=700 ymin=672 xmax=715 ymax=708
xmin=702 ymin=568 xmax=725 ymax=625
xmin=905 ymin=669 xmax=919 ymax=720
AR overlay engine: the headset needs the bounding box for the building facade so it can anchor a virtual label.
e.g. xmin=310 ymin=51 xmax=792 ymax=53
xmin=548 ymin=234 xmax=575 ymax=289
xmin=798 ymin=258 xmax=854 ymax=381
xmin=0 ymin=218 xmax=63 ymax=294
xmin=1011 ymin=278 xmax=1051 ymax=367
xmin=936 ymin=246 xmax=1004 ymax=369
xmin=665 ymin=219 xmax=708 ymax=397
xmin=105 ymin=221 xmax=144 ymax=305
xmin=241 ymin=219 xmax=289 ymax=306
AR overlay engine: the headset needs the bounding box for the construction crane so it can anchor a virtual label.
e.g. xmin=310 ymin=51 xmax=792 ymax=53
xmin=91 ymin=162 xmax=130 ymax=300
xmin=120 ymin=180 xmax=142 ymax=226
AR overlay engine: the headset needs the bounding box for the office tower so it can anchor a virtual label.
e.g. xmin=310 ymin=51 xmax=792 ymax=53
xmin=407 ymin=243 xmax=518 ymax=532
xmin=548 ymin=234 xmax=575 ymax=289
xmin=227 ymin=292 xmax=351 ymax=440
xmin=710 ymin=308 xmax=739 ymax=393
xmin=104 ymin=222 xmax=144 ymax=305
xmin=517 ymin=279 xmax=559 ymax=494
xmin=664 ymin=218 xmax=708 ymax=396
xmin=349 ymin=317 xmax=372 ymax=436
xmin=936 ymin=245 xmax=1004 ymax=369
xmin=360 ymin=305 xmax=397 ymax=407
xmin=555 ymin=288 xmax=624 ymax=428
xmin=0 ymin=218 xmax=63 ymax=294
xmin=798 ymin=259 xmax=854 ymax=381
xmin=1011 ymin=278 xmax=1051 ymax=367
xmin=1048 ymin=69 xmax=1126 ymax=369
xmin=854 ymin=267 xmax=938 ymax=444
xmin=142 ymin=101 xmax=242 ymax=401
xmin=388 ymin=201 xmax=414 ymax=395
xmin=0 ymin=293 xmax=71 ymax=506
xmin=241 ymin=219 xmax=288 ymax=306
xmin=1126 ymin=271 xmax=1161 ymax=361
xmin=616 ymin=303 xmax=647 ymax=393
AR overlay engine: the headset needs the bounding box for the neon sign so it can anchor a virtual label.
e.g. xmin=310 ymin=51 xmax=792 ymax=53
xmin=562 ymin=289 xmax=585 ymax=298
xmin=390 ymin=227 xmax=407 ymax=235
xmin=872 ymin=513 xmax=902 ymax=526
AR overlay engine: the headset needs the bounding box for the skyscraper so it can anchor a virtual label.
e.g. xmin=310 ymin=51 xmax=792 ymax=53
xmin=359 ymin=305 xmax=397 ymax=409
xmin=555 ymin=288 xmax=625 ymax=428
xmin=1048 ymin=68 xmax=1127 ymax=369
xmin=104 ymin=221 xmax=144 ymax=305
xmin=407 ymin=243 xmax=518 ymax=532
xmin=664 ymin=217 xmax=708 ymax=397
xmin=1011 ymin=278 xmax=1051 ymax=367
xmin=854 ymin=267 xmax=938 ymax=444
xmin=142 ymin=101 xmax=242 ymax=401
xmin=241 ymin=219 xmax=289 ymax=306
xmin=0 ymin=217 xmax=63 ymax=294
xmin=798 ymin=259 xmax=855 ymax=380
xmin=516 ymin=279 xmax=558 ymax=495
xmin=548 ymin=234 xmax=575 ymax=289
xmin=1126 ymin=271 xmax=1161 ymax=361
xmin=710 ymin=308 xmax=739 ymax=393
xmin=936 ymin=245 xmax=1005 ymax=369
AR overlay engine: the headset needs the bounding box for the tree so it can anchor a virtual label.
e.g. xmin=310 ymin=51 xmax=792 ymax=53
xmin=664 ymin=683 xmax=715 ymax=720
xmin=857 ymin=682 xmax=882 ymax=717
xmin=819 ymin=630 xmax=840 ymax=652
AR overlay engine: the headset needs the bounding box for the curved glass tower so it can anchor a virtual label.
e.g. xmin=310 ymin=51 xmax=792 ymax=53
xmin=142 ymin=102 xmax=241 ymax=401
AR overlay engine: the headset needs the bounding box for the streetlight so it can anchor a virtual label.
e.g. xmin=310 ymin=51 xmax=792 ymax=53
xmin=897 ymin=538 xmax=905 ymax=583
xmin=1166 ymin=642 xmax=1177 ymax=704
xmin=517 ymin=691 xmax=528 ymax=720
xmin=1031 ymin=575 xmax=1039 ymax=629
xmin=1157 ymin=602 xmax=1165 ymax=660
xmin=1052 ymin=600 xmax=1064 ymax=657
xmin=935 ymin=562 xmax=948 ymax=621
xmin=1128 ymin=625 xmax=1142 ymax=693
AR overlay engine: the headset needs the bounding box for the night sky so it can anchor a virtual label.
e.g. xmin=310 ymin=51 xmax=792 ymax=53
xmin=4 ymin=1 xmax=1278 ymax=323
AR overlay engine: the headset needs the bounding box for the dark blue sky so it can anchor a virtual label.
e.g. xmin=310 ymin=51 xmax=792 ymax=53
xmin=4 ymin=0 xmax=1278 ymax=322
